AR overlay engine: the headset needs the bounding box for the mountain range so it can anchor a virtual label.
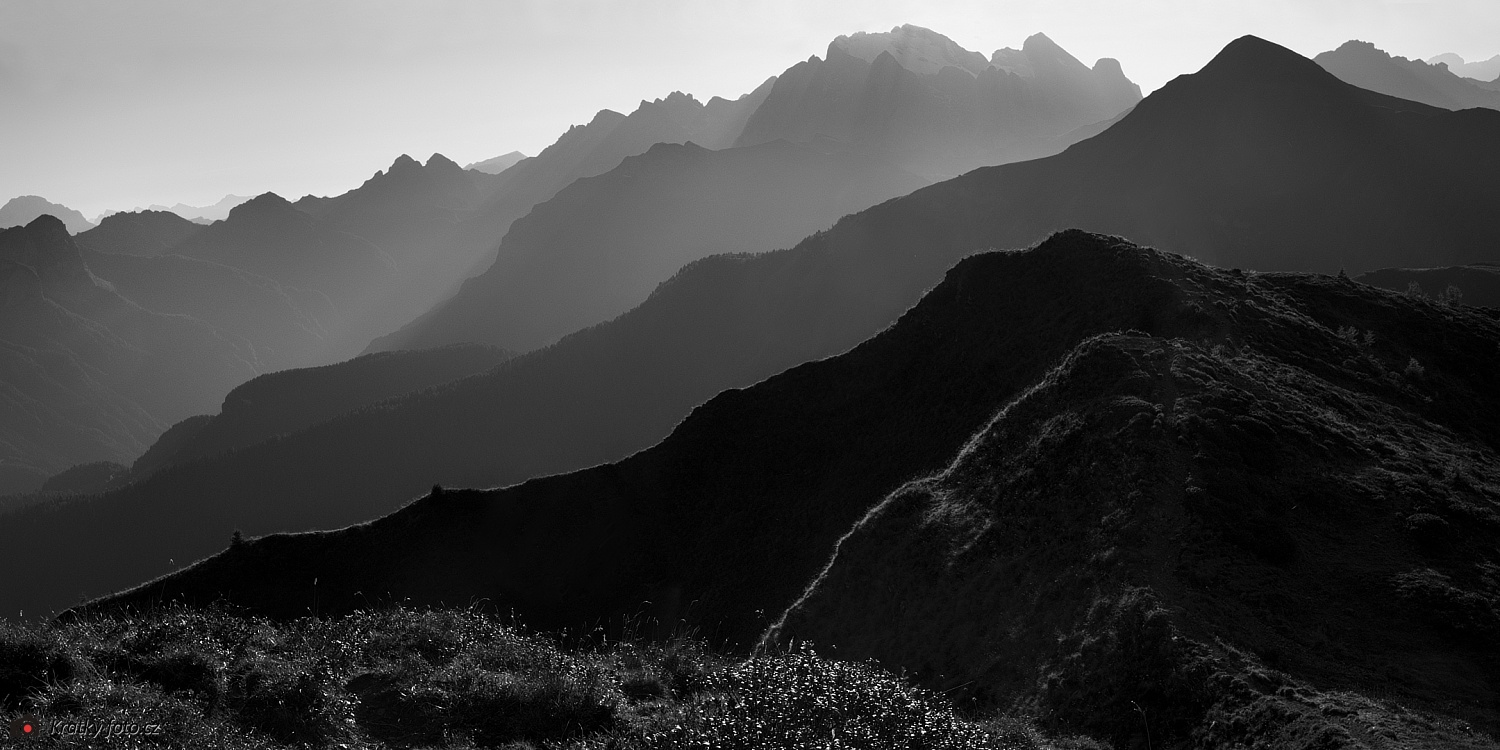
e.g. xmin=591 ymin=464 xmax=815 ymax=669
xmin=6 ymin=35 xmax=1499 ymax=624
xmin=1318 ymin=40 xmax=1500 ymax=110
xmin=89 ymin=231 xmax=1500 ymax=746
xmin=373 ymin=138 xmax=929 ymax=353
xmin=0 ymin=216 xmax=258 ymax=494
xmin=734 ymin=26 xmax=1142 ymax=180
xmin=0 ymin=196 xmax=95 ymax=234
xmin=1428 ymin=51 xmax=1500 ymax=82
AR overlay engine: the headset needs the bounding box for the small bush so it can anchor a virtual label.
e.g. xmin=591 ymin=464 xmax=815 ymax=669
xmin=0 ymin=625 xmax=77 ymax=710
xmin=226 ymin=654 xmax=343 ymax=744
xmin=1405 ymin=357 xmax=1425 ymax=379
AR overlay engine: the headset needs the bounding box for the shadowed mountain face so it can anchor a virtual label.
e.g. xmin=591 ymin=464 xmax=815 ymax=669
xmin=735 ymin=26 xmax=1142 ymax=179
xmin=7 ymin=35 xmax=1499 ymax=622
xmin=0 ymin=196 xmax=94 ymax=234
xmin=74 ymin=210 xmax=205 ymax=257
xmin=87 ymin=232 xmax=1500 ymax=746
xmin=1357 ymin=264 xmax=1500 ymax=309
xmin=171 ymin=192 xmax=397 ymax=357
xmin=1317 ymin=40 xmax=1500 ymax=111
xmin=0 ymin=216 xmax=258 ymax=481
xmin=373 ymin=139 xmax=928 ymax=353
xmin=130 ymin=344 xmax=513 ymax=481
xmin=77 ymin=249 xmax=338 ymax=373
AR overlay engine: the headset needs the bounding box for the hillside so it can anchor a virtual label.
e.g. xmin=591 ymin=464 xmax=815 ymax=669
xmin=132 ymin=344 xmax=513 ymax=480
xmin=1317 ymin=40 xmax=1500 ymax=111
xmin=0 ymin=217 xmax=258 ymax=484
xmin=79 ymin=248 xmax=338 ymax=373
xmin=7 ymin=35 xmax=1500 ymax=620
xmin=374 ymin=139 xmax=928 ymax=353
xmin=1357 ymin=264 xmax=1500 ymax=309
xmin=171 ymin=192 xmax=397 ymax=357
xmin=90 ymin=231 xmax=1500 ymax=747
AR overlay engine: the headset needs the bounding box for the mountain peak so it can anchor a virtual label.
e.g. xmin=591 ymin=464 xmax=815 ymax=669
xmin=425 ymin=153 xmax=461 ymax=171
xmin=389 ymin=154 xmax=422 ymax=172
xmin=226 ymin=192 xmax=294 ymax=221
xmin=831 ymin=24 xmax=991 ymax=76
xmin=1195 ymin=34 xmax=1334 ymax=87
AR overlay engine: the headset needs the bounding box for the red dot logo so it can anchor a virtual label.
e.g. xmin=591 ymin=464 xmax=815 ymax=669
xmin=8 ymin=715 xmax=40 ymax=739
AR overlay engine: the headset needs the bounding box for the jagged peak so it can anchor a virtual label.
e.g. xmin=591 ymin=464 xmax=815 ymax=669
xmin=831 ymin=24 xmax=991 ymax=76
xmin=389 ymin=153 xmax=422 ymax=172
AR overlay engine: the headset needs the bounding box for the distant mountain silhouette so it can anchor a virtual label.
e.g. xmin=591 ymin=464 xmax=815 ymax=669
xmin=0 ymin=196 xmax=94 ymax=233
xmin=374 ymin=139 xmax=928 ymax=353
xmin=86 ymin=232 xmax=1500 ymax=745
xmin=131 ymin=344 xmax=512 ymax=481
xmin=1357 ymin=263 xmax=1500 ymax=308
xmin=7 ymin=35 xmax=1499 ymax=621
xmin=74 ymin=209 xmax=204 ymax=256
xmin=464 ymin=151 xmax=529 ymax=174
xmin=1427 ymin=51 xmax=1500 ymax=82
xmin=78 ymin=248 xmax=339 ymax=372
xmin=170 ymin=192 xmax=397 ymax=357
xmin=735 ymin=26 xmax=1142 ymax=179
xmin=127 ymin=194 xmax=251 ymax=223
xmin=0 ymin=216 xmax=258 ymax=482
xmin=1317 ymin=40 xmax=1500 ymax=110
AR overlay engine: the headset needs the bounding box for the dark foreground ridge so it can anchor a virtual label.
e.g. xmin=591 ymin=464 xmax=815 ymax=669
xmin=84 ymin=231 xmax=1500 ymax=747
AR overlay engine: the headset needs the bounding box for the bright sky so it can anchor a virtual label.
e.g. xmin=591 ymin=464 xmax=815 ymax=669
xmin=2 ymin=0 xmax=1496 ymax=219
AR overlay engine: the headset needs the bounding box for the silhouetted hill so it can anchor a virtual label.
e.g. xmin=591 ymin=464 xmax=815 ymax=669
xmin=78 ymin=248 xmax=338 ymax=372
xmin=1358 ymin=264 xmax=1500 ymax=308
xmin=374 ymin=139 xmax=928 ymax=353
xmin=0 ymin=216 xmax=258 ymax=479
xmin=88 ymin=232 xmax=1500 ymax=746
xmin=0 ymin=196 xmax=94 ymax=233
xmin=74 ymin=209 xmax=204 ymax=256
xmin=9 ymin=35 xmax=1500 ymax=622
xmin=735 ymin=26 xmax=1142 ymax=178
xmin=131 ymin=344 xmax=513 ymax=480
xmin=1428 ymin=52 xmax=1500 ymax=82
xmin=464 ymin=151 xmax=529 ymax=174
xmin=1317 ymin=40 xmax=1500 ymax=111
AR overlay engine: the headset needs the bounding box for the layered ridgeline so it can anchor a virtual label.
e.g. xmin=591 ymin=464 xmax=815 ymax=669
xmin=90 ymin=232 xmax=1500 ymax=747
xmin=1427 ymin=52 xmax=1500 ymax=83
xmin=7 ymin=34 xmax=1500 ymax=618
xmin=372 ymin=140 xmax=928 ymax=353
xmin=374 ymin=26 xmax=1139 ymax=354
xmin=735 ymin=25 xmax=1142 ymax=179
xmin=74 ymin=209 xmax=207 ymax=257
xmin=0 ymin=216 xmax=258 ymax=494
xmin=130 ymin=344 xmax=513 ymax=482
xmin=1317 ymin=40 xmax=1500 ymax=111
xmin=0 ymin=196 xmax=94 ymax=233
xmin=464 ymin=151 xmax=529 ymax=174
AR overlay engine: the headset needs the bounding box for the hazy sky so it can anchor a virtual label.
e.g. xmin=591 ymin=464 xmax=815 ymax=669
xmin=3 ymin=0 xmax=1496 ymax=219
